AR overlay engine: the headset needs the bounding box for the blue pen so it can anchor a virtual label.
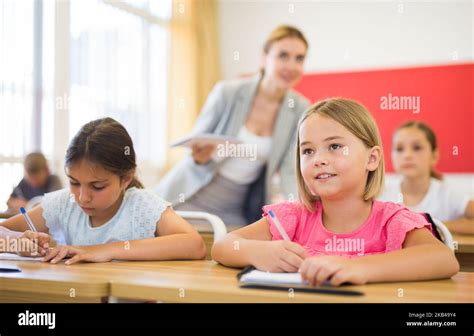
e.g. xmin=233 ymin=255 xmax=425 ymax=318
xmin=268 ymin=210 xmax=290 ymax=241
xmin=20 ymin=207 xmax=37 ymax=232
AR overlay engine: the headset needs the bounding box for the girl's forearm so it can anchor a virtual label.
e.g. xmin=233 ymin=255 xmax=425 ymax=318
xmin=211 ymin=234 xmax=260 ymax=268
xmin=358 ymin=244 xmax=459 ymax=283
xmin=83 ymin=233 xmax=206 ymax=261
xmin=445 ymin=218 xmax=474 ymax=235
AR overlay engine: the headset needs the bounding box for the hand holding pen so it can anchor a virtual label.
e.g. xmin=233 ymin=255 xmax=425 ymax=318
xmin=245 ymin=210 xmax=307 ymax=273
xmin=16 ymin=207 xmax=51 ymax=257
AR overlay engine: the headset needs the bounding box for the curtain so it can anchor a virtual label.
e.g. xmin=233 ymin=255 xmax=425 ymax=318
xmin=163 ymin=0 xmax=221 ymax=173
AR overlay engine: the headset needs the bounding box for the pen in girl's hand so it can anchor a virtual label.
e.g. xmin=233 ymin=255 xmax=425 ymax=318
xmin=268 ymin=210 xmax=290 ymax=241
xmin=20 ymin=207 xmax=37 ymax=232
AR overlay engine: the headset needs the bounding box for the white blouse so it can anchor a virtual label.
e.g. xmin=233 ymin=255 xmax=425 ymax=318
xmin=379 ymin=177 xmax=470 ymax=222
xmin=42 ymin=187 xmax=170 ymax=245
xmin=217 ymin=126 xmax=273 ymax=185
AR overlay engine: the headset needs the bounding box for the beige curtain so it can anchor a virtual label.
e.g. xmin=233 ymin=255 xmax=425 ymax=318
xmin=163 ymin=0 xmax=221 ymax=173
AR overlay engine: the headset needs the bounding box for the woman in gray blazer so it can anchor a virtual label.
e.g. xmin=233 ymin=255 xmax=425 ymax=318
xmin=156 ymin=25 xmax=310 ymax=227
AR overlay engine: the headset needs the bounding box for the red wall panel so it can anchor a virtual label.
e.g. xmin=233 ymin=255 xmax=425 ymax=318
xmin=294 ymin=63 xmax=473 ymax=172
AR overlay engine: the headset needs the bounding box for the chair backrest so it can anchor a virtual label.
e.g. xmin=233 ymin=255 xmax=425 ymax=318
xmin=175 ymin=210 xmax=227 ymax=242
xmin=432 ymin=217 xmax=455 ymax=251
xmin=423 ymin=213 xmax=455 ymax=251
xmin=26 ymin=196 xmax=44 ymax=210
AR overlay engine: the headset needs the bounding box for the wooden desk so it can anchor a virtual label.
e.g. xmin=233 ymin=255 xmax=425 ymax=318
xmin=1 ymin=260 xmax=473 ymax=303
xmin=453 ymin=233 xmax=474 ymax=272
xmin=0 ymin=260 xmax=111 ymax=303
xmin=107 ymin=261 xmax=474 ymax=303
xmin=200 ymin=232 xmax=214 ymax=260
xmin=198 ymin=224 xmax=241 ymax=260
xmin=453 ymin=233 xmax=474 ymax=253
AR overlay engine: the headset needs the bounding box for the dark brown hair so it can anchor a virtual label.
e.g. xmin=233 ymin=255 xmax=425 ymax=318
xmin=395 ymin=121 xmax=443 ymax=180
xmin=65 ymin=117 xmax=143 ymax=189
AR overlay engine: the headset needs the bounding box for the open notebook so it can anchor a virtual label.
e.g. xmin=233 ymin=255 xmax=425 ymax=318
xmin=237 ymin=266 xmax=364 ymax=296
xmin=0 ymin=253 xmax=43 ymax=261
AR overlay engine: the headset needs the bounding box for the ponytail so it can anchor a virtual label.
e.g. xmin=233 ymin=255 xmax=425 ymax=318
xmin=128 ymin=176 xmax=144 ymax=189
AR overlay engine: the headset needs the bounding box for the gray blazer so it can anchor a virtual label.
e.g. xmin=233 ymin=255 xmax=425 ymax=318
xmin=156 ymin=74 xmax=310 ymax=219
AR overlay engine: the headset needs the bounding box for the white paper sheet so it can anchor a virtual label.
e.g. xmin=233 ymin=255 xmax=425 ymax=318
xmin=240 ymin=269 xmax=308 ymax=285
xmin=0 ymin=253 xmax=43 ymax=261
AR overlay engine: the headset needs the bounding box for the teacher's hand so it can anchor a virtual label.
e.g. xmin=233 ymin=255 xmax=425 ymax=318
xmin=192 ymin=144 xmax=216 ymax=165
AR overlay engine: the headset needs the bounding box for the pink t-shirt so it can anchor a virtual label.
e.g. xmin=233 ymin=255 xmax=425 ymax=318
xmin=262 ymin=200 xmax=432 ymax=257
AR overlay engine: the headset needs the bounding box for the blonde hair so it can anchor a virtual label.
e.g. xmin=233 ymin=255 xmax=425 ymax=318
xmin=260 ymin=25 xmax=308 ymax=76
xmin=296 ymin=98 xmax=385 ymax=211
xmin=263 ymin=25 xmax=308 ymax=54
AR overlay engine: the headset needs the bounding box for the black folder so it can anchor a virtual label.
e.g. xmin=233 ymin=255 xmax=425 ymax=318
xmin=237 ymin=266 xmax=364 ymax=296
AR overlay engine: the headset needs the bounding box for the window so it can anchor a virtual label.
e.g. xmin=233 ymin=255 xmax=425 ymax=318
xmin=0 ymin=0 xmax=171 ymax=211
xmin=0 ymin=0 xmax=36 ymax=210
xmin=69 ymin=0 xmax=170 ymax=171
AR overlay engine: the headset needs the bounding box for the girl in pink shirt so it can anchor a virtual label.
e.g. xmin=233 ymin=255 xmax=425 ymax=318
xmin=212 ymin=98 xmax=459 ymax=286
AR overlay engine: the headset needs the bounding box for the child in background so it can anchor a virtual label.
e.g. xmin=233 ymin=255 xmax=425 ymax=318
xmin=380 ymin=121 xmax=474 ymax=235
xmin=212 ymin=98 xmax=459 ymax=286
xmin=0 ymin=117 xmax=206 ymax=263
xmin=6 ymin=152 xmax=62 ymax=213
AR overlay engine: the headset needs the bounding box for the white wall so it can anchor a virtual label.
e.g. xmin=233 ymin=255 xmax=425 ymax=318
xmin=218 ymin=0 xmax=473 ymax=79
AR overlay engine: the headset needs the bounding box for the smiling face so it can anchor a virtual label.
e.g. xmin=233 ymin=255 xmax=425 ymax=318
xmin=392 ymin=127 xmax=438 ymax=179
xmin=261 ymin=37 xmax=306 ymax=91
xmin=66 ymin=159 xmax=132 ymax=219
xmin=298 ymin=114 xmax=381 ymax=201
